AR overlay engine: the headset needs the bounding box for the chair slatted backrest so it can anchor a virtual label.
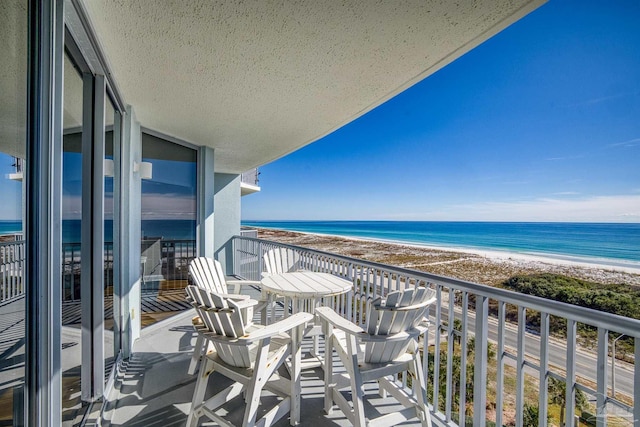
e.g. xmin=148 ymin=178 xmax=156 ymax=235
xmin=263 ymin=247 xmax=300 ymax=275
xmin=364 ymin=287 xmax=435 ymax=364
xmin=188 ymin=285 xmax=253 ymax=367
xmin=189 ymin=257 xmax=228 ymax=293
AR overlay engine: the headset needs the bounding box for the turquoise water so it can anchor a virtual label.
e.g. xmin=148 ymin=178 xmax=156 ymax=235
xmin=0 ymin=220 xmax=196 ymax=242
xmin=242 ymin=221 xmax=640 ymax=265
xmin=0 ymin=220 xmax=21 ymax=236
xmin=62 ymin=219 xmax=196 ymax=242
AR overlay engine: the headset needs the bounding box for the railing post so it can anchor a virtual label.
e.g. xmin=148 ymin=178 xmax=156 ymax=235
xmin=538 ymin=312 xmax=549 ymax=427
xmin=635 ymin=337 xmax=640 ymax=427
xmin=473 ymin=295 xmax=488 ymax=427
xmin=459 ymin=291 xmax=468 ymax=426
xmin=496 ymin=301 xmax=505 ymax=427
xmin=433 ymin=285 xmax=442 ymax=413
xmin=445 ymin=288 xmax=454 ymax=423
xmin=516 ymin=306 xmax=526 ymax=427
xmin=596 ymin=327 xmax=608 ymax=427
xmin=565 ymin=319 xmax=577 ymax=426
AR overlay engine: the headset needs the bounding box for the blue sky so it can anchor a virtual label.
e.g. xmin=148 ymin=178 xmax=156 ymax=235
xmin=242 ymin=0 xmax=640 ymax=222
xmin=0 ymin=155 xmax=22 ymax=220
xmin=1 ymin=1 xmax=639 ymax=223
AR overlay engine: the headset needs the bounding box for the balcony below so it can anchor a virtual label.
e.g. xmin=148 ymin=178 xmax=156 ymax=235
xmin=241 ymin=168 xmax=261 ymax=196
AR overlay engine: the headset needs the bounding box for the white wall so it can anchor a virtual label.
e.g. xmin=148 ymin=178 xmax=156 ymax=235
xmin=121 ymin=105 xmax=142 ymax=355
xmin=214 ymin=173 xmax=241 ymax=273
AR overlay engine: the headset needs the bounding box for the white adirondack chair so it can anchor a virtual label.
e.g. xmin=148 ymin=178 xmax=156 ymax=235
xmin=262 ymin=247 xmax=301 ymax=277
xmin=186 ymin=286 xmax=312 ymax=427
xmin=187 ymin=257 xmax=265 ymax=374
xmin=261 ymin=248 xmax=301 ymax=322
xmin=317 ymin=287 xmax=436 ymax=427
xmin=189 ymin=256 xmax=262 ymax=296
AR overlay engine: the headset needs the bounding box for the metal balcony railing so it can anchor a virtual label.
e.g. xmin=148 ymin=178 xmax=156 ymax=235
xmin=241 ymin=168 xmax=259 ymax=186
xmin=13 ymin=157 xmax=24 ymax=174
xmin=0 ymin=240 xmax=25 ymax=303
xmin=62 ymin=239 xmax=197 ymax=301
xmin=231 ymin=235 xmax=640 ymax=427
xmin=240 ymin=227 xmax=259 ymax=238
xmin=2 ymin=237 xmax=196 ymax=304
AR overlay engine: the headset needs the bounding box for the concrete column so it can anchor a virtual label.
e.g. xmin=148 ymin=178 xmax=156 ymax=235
xmin=214 ymin=173 xmax=241 ymax=273
xmin=197 ymin=146 xmax=215 ymax=258
xmin=119 ymin=105 xmax=142 ymax=357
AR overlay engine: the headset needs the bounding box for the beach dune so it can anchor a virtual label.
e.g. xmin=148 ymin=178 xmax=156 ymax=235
xmin=255 ymin=228 xmax=640 ymax=287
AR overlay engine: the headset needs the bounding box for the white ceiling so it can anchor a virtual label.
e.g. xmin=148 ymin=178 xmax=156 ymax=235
xmin=0 ymin=1 xmax=28 ymax=159
xmin=76 ymin=1 xmax=543 ymax=173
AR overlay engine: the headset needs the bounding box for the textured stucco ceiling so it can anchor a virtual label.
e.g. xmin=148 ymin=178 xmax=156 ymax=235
xmin=0 ymin=0 xmax=28 ymax=159
xmin=80 ymin=0 xmax=544 ymax=174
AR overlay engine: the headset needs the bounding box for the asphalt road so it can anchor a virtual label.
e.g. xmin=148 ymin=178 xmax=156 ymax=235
xmin=431 ymin=303 xmax=635 ymax=400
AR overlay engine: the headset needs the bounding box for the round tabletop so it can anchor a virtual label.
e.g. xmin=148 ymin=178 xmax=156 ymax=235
xmin=261 ymin=272 xmax=352 ymax=299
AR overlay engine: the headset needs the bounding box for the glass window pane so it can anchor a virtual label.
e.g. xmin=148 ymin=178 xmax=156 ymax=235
xmin=62 ymin=52 xmax=88 ymax=423
xmin=104 ymin=98 xmax=116 ymax=381
xmin=140 ymin=134 xmax=197 ymax=326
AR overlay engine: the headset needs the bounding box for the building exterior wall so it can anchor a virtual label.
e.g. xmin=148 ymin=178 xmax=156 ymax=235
xmin=214 ymin=173 xmax=241 ymax=273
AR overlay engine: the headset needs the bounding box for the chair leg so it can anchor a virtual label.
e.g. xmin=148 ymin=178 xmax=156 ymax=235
xmin=324 ymin=333 xmax=335 ymax=415
xmin=346 ymin=336 xmax=366 ymax=427
xmin=350 ymin=371 xmax=366 ymax=427
xmin=290 ymin=324 xmax=303 ymax=425
xmin=242 ymin=340 xmax=271 ymax=427
xmin=188 ymin=333 xmax=204 ymax=375
xmin=412 ymin=353 xmax=432 ymax=427
xmin=187 ymin=357 xmax=213 ymax=427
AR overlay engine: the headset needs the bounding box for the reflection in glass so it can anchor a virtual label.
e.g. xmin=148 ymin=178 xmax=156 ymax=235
xmin=62 ymin=53 xmax=88 ymax=423
xmin=104 ymin=98 xmax=116 ymax=381
xmin=140 ymin=135 xmax=197 ymax=326
xmin=0 ymin=1 xmax=27 ymax=425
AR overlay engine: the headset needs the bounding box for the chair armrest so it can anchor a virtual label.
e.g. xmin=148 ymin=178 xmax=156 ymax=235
xmin=373 ymin=295 xmax=436 ymax=312
xmin=226 ymin=278 xmax=262 ymax=287
xmin=203 ymin=313 xmax=312 ymax=346
xmin=316 ymin=306 xmax=366 ymax=336
xmin=225 ymin=278 xmax=262 ymax=295
xmin=218 ymin=293 xmax=250 ymax=301
xmin=232 ymin=298 xmax=260 ymax=310
xmin=243 ymin=312 xmax=313 ymax=343
xmin=198 ymin=298 xmax=258 ymax=313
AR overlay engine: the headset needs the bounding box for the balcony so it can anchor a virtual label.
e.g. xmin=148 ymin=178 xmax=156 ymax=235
xmin=92 ymin=235 xmax=639 ymax=427
xmin=241 ymin=168 xmax=261 ymax=196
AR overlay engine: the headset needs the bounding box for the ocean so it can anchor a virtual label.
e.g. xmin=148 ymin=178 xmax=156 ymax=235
xmin=0 ymin=219 xmax=196 ymax=242
xmin=242 ymin=221 xmax=640 ymax=266
xmin=5 ymin=219 xmax=639 ymax=266
xmin=0 ymin=220 xmax=22 ymax=236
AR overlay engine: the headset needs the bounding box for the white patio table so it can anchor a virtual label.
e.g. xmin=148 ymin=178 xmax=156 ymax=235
xmin=261 ymin=271 xmax=353 ymax=369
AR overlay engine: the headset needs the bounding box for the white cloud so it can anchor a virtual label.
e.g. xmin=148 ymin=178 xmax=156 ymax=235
xmin=142 ymin=194 xmax=196 ymax=219
xmin=608 ymin=138 xmax=640 ymax=148
xmin=552 ymin=191 xmax=580 ymax=196
xmin=62 ymin=193 xmax=196 ymax=220
xmin=411 ymin=195 xmax=640 ymax=222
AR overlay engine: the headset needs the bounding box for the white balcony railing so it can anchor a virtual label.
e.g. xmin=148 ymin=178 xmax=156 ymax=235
xmin=241 ymin=168 xmax=259 ymax=186
xmin=231 ymin=235 xmax=639 ymax=427
xmin=0 ymin=240 xmax=25 ymax=303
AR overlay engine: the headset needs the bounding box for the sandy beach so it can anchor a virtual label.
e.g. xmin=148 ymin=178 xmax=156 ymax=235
xmin=256 ymin=228 xmax=640 ymax=287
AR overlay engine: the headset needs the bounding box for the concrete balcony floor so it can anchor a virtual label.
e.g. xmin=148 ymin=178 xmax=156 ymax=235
xmin=104 ymin=308 xmax=429 ymax=427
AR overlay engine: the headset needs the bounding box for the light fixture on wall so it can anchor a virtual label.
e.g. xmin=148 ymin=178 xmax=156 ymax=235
xmin=134 ymin=161 xmax=153 ymax=180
